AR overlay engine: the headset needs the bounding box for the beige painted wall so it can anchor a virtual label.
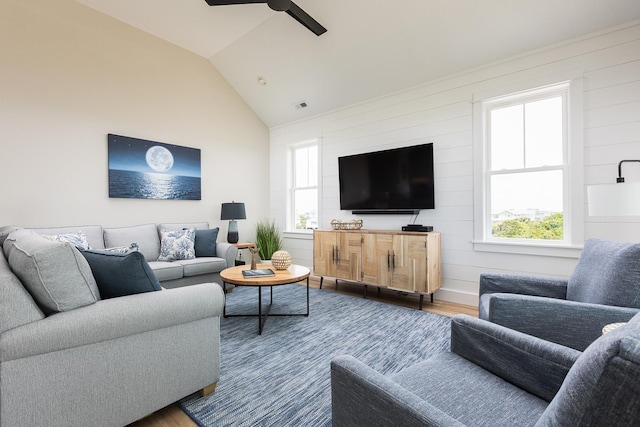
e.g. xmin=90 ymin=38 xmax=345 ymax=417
xmin=0 ymin=0 xmax=268 ymax=241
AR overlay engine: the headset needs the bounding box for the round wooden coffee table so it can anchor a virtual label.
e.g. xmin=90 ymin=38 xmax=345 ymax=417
xmin=220 ymin=263 xmax=310 ymax=334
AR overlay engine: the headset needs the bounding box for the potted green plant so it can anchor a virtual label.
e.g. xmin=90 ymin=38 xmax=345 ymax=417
xmin=255 ymin=219 xmax=283 ymax=260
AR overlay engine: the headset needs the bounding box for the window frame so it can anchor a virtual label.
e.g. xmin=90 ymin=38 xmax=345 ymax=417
xmin=287 ymin=140 xmax=320 ymax=233
xmin=472 ymin=79 xmax=584 ymax=258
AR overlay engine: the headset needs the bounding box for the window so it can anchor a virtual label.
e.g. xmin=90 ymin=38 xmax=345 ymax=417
xmin=289 ymin=142 xmax=318 ymax=231
xmin=474 ymin=80 xmax=584 ymax=255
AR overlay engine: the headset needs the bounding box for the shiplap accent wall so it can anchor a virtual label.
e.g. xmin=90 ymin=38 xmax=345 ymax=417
xmin=270 ymin=21 xmax=640 ymax=306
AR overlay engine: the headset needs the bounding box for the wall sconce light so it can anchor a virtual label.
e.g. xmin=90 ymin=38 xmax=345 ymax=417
xmin=220 ymin=202 xmax=246 ymax=243
xmin=587 ymin=160 xmax=640 ymax=216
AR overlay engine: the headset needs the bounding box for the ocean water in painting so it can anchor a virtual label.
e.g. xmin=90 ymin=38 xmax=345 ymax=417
xmin=109 ymin=169 xmax=201 ymax=200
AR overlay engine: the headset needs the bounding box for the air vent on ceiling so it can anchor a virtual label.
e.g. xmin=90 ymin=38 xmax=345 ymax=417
xmin=294 ymin=101 xmax=308 ymax=109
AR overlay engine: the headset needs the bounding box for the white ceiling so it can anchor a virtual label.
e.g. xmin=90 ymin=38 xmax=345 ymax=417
xmin=76 ymin=0 xmax=640 ymax=128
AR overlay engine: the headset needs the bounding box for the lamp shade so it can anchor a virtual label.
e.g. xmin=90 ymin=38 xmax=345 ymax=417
xmin=220 ymin=202 xmax=246 ymax=220
xmin=587 ymin=182 xmax=640 ymax=216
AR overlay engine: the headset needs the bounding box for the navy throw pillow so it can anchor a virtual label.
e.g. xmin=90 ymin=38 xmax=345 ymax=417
xmin=80 ymin=249 xmax=162 ymax=299
xmin=194 ymin=228 xmax=219 ymax=257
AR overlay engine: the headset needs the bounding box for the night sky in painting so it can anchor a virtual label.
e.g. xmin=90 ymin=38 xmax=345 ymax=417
xmin=108 ymin=134 xmax=201 ymax=200
xmin=108 ymin=134 xmax=201 ymax=177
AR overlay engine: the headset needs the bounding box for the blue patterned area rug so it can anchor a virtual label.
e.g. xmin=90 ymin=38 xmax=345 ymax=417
xmin=179 ymin=284 xmax=451 ymax=426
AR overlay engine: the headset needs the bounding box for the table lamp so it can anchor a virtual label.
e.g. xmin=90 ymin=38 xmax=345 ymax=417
xmin=587 ymin=160 xmax=640 ymax=216
xmin=221 ymin=202 xmax=246 ymax=243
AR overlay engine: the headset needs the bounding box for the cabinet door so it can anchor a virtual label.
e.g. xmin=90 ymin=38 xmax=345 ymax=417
xmin=313 ymin=230 xmax=337 ymax=277
xmin=362 ymin=233 xmax=393 ymax=286
xmin=389 ymin=235 xmax=427 ymax=293
xmin=335 ymin=232 xmax=362 ymax=281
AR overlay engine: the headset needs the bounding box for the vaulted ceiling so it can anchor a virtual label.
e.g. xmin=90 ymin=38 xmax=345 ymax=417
xmin=76 ymin=0 xmax=640 ymax=128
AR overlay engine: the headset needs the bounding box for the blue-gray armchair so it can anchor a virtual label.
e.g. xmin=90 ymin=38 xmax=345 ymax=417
xmin=479 ymin=238 xmax=640 ymax=350
xmin=331 ymin=312 xmax=640 ymax=426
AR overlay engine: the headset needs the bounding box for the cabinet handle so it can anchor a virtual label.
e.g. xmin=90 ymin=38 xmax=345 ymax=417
xmin=335 ymin=247 xmax=339 ymax=263
xmin=332 ymin=246 xmax=336 ymax=262
xmin=392 ymin=252 xmax=396 ymax=270
xmin=387 ymin=250 xmax=391 ymax=269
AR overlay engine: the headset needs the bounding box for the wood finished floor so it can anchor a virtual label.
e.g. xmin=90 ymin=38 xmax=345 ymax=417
xmin=128 ymin=277 xmax=478 ymax=427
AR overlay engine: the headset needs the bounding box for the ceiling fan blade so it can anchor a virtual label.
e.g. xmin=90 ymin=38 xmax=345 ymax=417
xmin=204 ymin=1 xmax=265 ymax=5
xmin=286 ymin=2 xmax=327 ymax=36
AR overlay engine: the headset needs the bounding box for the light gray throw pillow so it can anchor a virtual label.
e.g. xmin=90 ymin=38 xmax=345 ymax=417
xmin=5 ymin=231 xmax=100 ymax=314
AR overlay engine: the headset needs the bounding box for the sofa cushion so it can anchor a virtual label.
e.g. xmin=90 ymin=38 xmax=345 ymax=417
xmin=0 ymin=250 xmax=45 ymax=333
xmin=147 ymin=261 xmax=184 ymax=281
xmin=567 ymin=238 xmax=640 ymax=308
xmin=158 ymin=222 xmax=210 ymax=232
xmin=104 ymin=224 xmax=160 ymax=261
xmin=4 ymin=231 xmax=100 ymax=314
xmin=176 ymin=257 xmax=228 ymax=277
xmin=194 ymin=228 xmax=219 ymax=257
xmin=79 ymin=249 xmax=161 ymax=299
xmin=158 ymin=228 xmax=196 ymax=261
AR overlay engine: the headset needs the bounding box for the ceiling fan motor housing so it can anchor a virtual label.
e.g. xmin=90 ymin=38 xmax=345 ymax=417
xmin=268 ymin=0 xmax=291 ymax=11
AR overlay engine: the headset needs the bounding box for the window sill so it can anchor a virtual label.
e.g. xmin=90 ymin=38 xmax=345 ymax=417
xmin=473 ymin=240 xmax=583 ymax=258
xmin=283 ymin=230 xmax=314 ymax=240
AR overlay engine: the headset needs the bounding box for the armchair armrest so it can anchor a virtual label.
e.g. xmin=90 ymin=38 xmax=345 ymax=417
xmin=479 ymin=273 xmax=568 ymax=298
xmin=485 ymin=294 xmax=639 ymax=351
xmin=479 ymin=273 xmax=568 ymax=319
xmin=331 ymin=355 xmax=465 ymax=427
xmin=0 ymin=282 xmax=224 ymax=362
xmin=450 ymin=315 xmax=580 ymax=402
xmin=216 ymin=242 xmax=238 ymax=268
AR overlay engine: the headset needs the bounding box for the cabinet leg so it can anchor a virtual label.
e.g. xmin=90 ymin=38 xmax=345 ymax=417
xmin=335 ymin=279 xmax=338 ymax=290
xmin=377 ymin=287 xmax=381 ymax=296
xmin=419 ymin=294 xmax=424 ymax=310
xmin=431 ymin=293 xmax=434 ymax=303
xmin=363 ymin=285 xmax=368 ymax=299
xmin=319 ymin=276 xmax=324 ymax=289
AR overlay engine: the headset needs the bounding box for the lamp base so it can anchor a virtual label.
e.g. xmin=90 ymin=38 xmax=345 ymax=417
xmin=227 ymin=220 xmax=239 ymax=244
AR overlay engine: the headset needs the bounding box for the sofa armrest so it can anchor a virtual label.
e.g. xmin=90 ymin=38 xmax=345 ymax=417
xmin=0 ymin=282 xmax=224 ymax=362
xmin=331 ymin=355 xmax=465 ymax=427
xmin=216 ymin=242 xmax=238 ymax=268
xmin=450 ymin=315 xmax=580 ymax=402
xmin=485 ymin=294 xmax=639 ymax=351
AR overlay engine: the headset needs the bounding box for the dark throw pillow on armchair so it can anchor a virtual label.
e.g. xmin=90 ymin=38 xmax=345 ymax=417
xmin=194 ymin=227 xmax=219 ymax=257
xmin=80 ymin=249 xmax=162 ymax=299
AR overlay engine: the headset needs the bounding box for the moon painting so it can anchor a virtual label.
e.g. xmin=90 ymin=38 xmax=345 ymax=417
xmin=108 ymin=134 xmax=201 ymax=200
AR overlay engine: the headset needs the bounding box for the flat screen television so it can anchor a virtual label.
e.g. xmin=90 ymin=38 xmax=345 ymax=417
xmin=338 ymin=143 xmax=435 ymax=213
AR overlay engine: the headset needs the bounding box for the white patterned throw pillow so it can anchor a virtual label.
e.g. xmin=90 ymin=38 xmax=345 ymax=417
xmin=157 ymin=228 xmax=196 ymax=261
xmin=43 ymin=231 xmax=91 ymax=250
xmin=105 ymin=242 xmax=139 ymax=254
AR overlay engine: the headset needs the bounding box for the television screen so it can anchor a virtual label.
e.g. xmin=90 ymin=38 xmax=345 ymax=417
xmin=338 ymin=143 xmax=434 ymax=212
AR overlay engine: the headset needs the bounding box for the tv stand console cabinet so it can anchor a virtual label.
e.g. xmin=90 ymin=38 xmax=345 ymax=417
xmin=313 ymin=229 xmax=441 ymax=309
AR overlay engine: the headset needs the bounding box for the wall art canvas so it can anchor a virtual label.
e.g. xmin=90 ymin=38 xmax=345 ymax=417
xmin=108 ymin=134 xmax=201 ymax=200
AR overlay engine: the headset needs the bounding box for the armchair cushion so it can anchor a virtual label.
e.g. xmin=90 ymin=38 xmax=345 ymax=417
xmin=567 ymin=238 xmax=640 ymax=308
xmin=450 ymin=315 xmax=580 ymax=401
xmin=80 ymin=249 xmax=162 ymax=299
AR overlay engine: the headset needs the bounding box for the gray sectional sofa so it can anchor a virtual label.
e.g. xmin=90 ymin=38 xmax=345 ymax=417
xmin=0 ymin=221 xmax=233 ymax=426
xmin=29 ymin=222 xmax=238 ymax=288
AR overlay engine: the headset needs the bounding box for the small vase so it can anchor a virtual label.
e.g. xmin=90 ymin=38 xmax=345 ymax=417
xmin=271 ymin=250 xmax=292 ymax=270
